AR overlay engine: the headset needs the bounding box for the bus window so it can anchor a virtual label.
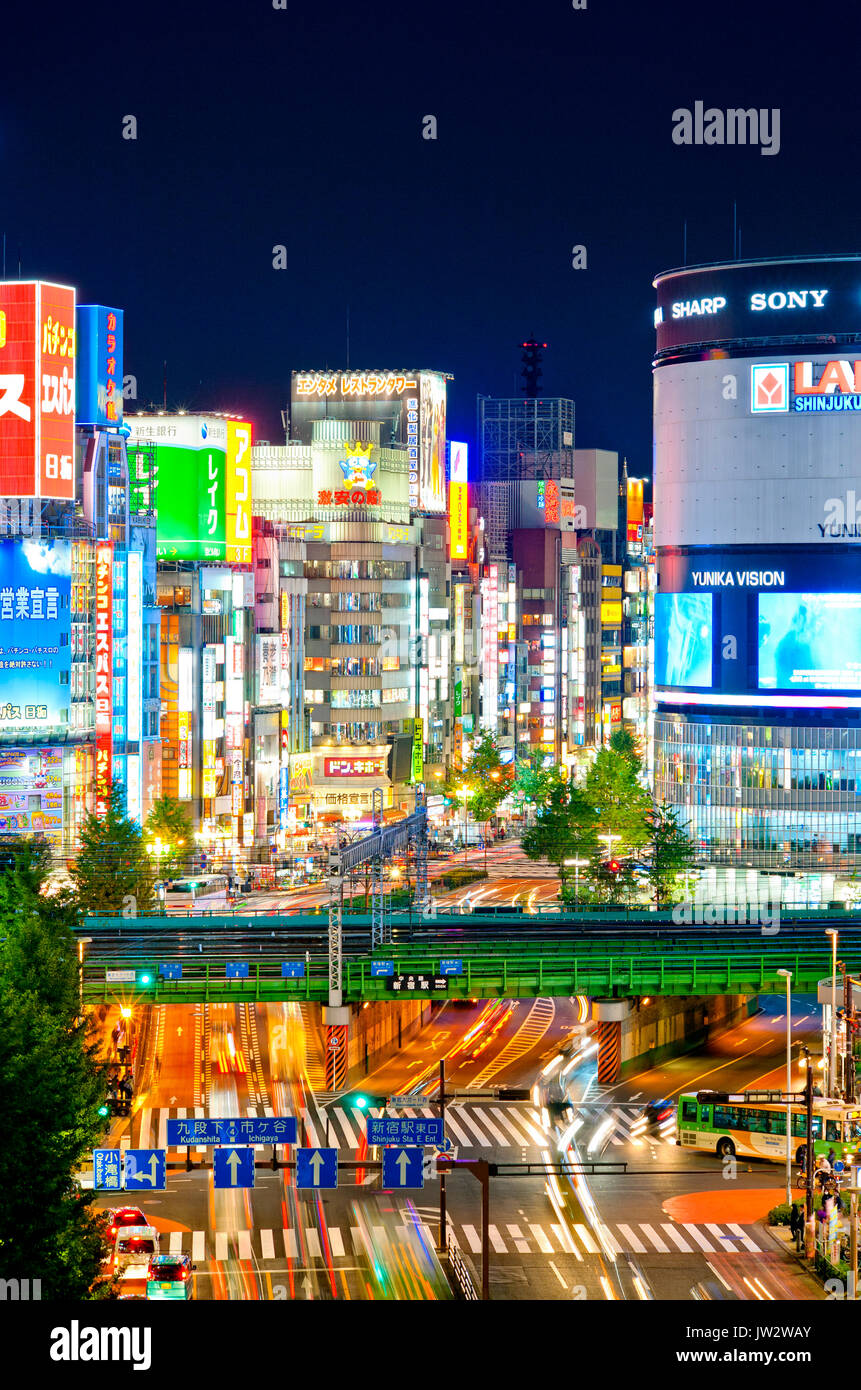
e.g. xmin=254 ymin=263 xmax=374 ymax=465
xmin=769 ymin=1113 xmax=786 ymax=1136
xmin=700 ymin=1106 xmax=710 ymax=1124
xmin=681 ymin=1101 xmax=698 ymax=1123
xmin=826 ymin=1119 xmax=841 ymax=1143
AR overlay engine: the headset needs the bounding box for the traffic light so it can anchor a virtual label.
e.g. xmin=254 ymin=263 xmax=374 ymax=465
xmin=606 ymin=859 xmax=621 ymax=875
xmin=97 ymin=1104 xmax=109 ymax=1118
xmin=343 ymin=1092 xmax=386 ymax=1111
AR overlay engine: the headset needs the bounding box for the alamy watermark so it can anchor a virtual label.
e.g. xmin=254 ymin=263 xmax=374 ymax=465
xmin=671 ymin=887 xmax=780 ymax=934
xmin=672 ymin=103 xmax=780 ymax=157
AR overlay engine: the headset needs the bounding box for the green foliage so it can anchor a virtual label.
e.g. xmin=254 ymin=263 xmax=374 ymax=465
xmin=143 ymin=796 xmax=194 ymax=878
xmin=511 ymin=758 xmax=567 ymax=816
xmin=436 ymin=734 xmax=511 ymax=824
xmin=521 ymin=781 xmax=599 ymax=871
xmin=642 ymin=801 xmax=697 ymax=907
xmin=0 ymin=841 xmax=113 ymax=1297
xmin=608 ymin=728 xmax=642 ymax=775
xmin=584 ymin=746 xmax=652 ymax=854
xmin=767 ymin=1202 xmax=793 ymax=1226
xmin=71 ymin=780 xmax=156 ymax=915
xmin=433 ymin=867 xmax=488 ymax=891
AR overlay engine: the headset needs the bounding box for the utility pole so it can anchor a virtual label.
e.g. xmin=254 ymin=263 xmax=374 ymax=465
xmin=438 ymin=1059 xmax=447 ymax=1253
xmin=436 ymin=1157 xmax=491 ymax=1301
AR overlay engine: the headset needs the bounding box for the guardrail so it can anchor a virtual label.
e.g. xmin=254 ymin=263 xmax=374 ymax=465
xmin=79 ymin=944 xmax=861 ymax=1003
xmin=444 ymin=1233 xmax=479 ymax=1301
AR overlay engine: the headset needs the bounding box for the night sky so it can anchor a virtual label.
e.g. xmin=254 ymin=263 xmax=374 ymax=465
xmin=4 ymin=0 xmax=861 ymax=474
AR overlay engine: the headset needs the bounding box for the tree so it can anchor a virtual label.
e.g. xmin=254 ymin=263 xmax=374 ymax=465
xmin=585 ymin=745 xmax=653 ymax=856
xmin=437 ymin=733 xmax=512 ymax=829
xmin=0 ymin=840 xmax=114 ymax=1297
xmin=643 ymin=802 xmax=697 ymax=907
xmin=71 ymin=781 xmax=156 ymax=915
xmin=144 ymin=796 xmax=194 ymax=878
xmin=511 ymin=758 xmax=567 ymax=819
xmin=521 ymin=780 xmax=599 ymax=882
xmin=608 ymin=727 xmax=642 ymax=775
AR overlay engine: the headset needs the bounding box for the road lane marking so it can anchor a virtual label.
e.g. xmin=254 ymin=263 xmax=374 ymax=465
xmin=261 ymin=1229 xmax=275 ymax=1260
xmin=507 ymin=1223 xmax=530 ymax=1254
xmin=283 ymin=1228 xmax=298 ymax=1259
xmin=192 ymin=1231 xmax=205 ymax=1261
xmin=530 ymin=1224 xmax=554 ymax=1253
xmin=616 ymin=1223 xmax=647 ymax=1253
xmin=661 ymin=1223 xmax=694 ymax=1253
xmin=728 ymin=1223 xmax=761 ymax=1253
xmin=640 ymin=1224 xmax=670 ymax=1253
xmin=462 ymin=1224 xmax=482 ymax=1253
xmin=215 ymin=1233 xmax=228 ymax=1261
xmin=572 ymin=1224 xmax=600 ymax=1254
xmin=305 ymin=1229 xmax=322 ymax=1258
xmin=686 ymin=1224 xmax=717 ymax=1253
xmin=549 ymin=1261 xmax=568 ymax=1289
xmin=238 ymin=1230 xmax=252 ymax=1260
xmin=168 ymin=1231 xmax=182 ymax=1254
xmin=488 ymin=1225 xmax=507 ymax=1253
xmin=328 ymin=1227 xmax=345 ymax=1258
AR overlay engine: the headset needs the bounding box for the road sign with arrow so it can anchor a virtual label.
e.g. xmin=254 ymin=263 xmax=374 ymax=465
xmin=124 ymin=1149 xmax=167 ymax=1190
xmin=213 ymin=1147 xmax=255 ymax=1189
xmin=382 ymin=1146 xmax=424 ymax=1189
xmin=296 ymin=1147 xmax=338 ymax=1189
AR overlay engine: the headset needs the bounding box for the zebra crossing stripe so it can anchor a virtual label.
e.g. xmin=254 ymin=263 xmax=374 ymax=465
xmin=488 ymin=1225 xmax=507 ymax=1253
xmin=616 ymin=1223 xmax=647 ymax=1253
xmin=551 ymin=1222 xmax=581 ymax=1258
xmin=572 ymin=1224 xmax=600 ymax=1255
xmin=728 ymin=1222 xmax=760 ymax=1253
xmin=334 ymin=1107 xmax=359 ymax=1147
xmin=440 ymin=1111 xmax=471 ymax=1146
xmin=686 ymin=1224 xmax=717 ymax=1253
xmin=661 ymin=1223 xmax=694 ymax=1253
xmin=305 ymin=1229 xmax=322 ymax=1258
xmin=453 ymin=1109 xmax=492 ymax=1146
xmin=507 ymin=1223 xmax=530 ymax=1254
xmin=283 ymin=1228 xmax=298 ymax=1260
xmin=328 ymin=1227 xmax=345 ymax=1258
xmin=238 ymin=1230 xmax=253 ymax=1261
xmin=461 ymin=1224 xmax=482 ymax=1253
xmin=708 ymin=1223 xmax=739 ymax=1251
xmin=489 ymin=1106 xmax=535 ymax=1147
xmin=350 ymin=1227 xmax=365 ymax=1257
xmin=530 ymin=1224 xmax=554 ymax=1253
xmin=302 ymin=1108 xmax=320 ymax=1149
xmin=192 ymin=1230 xmax=205 ymax=1262
xmin=640 ymin=1224 xmax=670 ymax=1253
xmin=169 ymin=1231 xmax=182 ymax=1254
xmin=260 ymin=1229 xmax=275 ymax=1261
xmin=471 ymin=1110 xmax=509 ymax=1146
xmin=215 ymin=1233 xmax=228 ymax=1262
xmin=596 ymin=1223 xmax=621 ymax=1256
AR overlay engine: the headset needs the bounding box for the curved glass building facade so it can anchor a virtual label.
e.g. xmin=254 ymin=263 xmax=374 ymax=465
xmin=653 ymin=254 xmax=861 ymax=894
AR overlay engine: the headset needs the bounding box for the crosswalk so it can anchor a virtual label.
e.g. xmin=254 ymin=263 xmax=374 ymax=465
xmin=134 ymin=1101 xmax=550 ymax=1152
xmin=582 ymin=1104 xmax=678 ymax=1148
xmin=157 ymin=1218 xmax=766 ymax=1263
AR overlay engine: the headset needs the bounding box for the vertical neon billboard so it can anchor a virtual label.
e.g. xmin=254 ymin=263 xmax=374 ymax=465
xmin=94 ymin=544 xmax=113 ymax=816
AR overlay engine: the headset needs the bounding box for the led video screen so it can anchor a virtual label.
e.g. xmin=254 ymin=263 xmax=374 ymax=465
xmin=654 ymin=592 xmax=713 ymax=687
xmin=758 ymin=592 xmax=861 ymax=690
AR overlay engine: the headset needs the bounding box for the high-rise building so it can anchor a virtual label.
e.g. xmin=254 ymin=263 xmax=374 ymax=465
xmin=653 ymin=254 xmax=861 ymax=905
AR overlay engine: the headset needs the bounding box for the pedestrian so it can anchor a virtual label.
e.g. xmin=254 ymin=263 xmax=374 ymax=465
xmin=789 ymin=1201 xmax=803 ymax=1251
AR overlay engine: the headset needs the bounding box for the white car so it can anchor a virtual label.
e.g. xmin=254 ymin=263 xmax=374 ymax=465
xmin=112 ymin=1225 xmax=160 ymax=1282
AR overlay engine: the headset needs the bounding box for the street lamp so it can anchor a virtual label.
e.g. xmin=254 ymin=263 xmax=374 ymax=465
xmin=826 ymin=928 xmax=839 ymax=1098
xmin=78 ymin=936 xmax=93 ymax=1017
xmin=563 ymin=857 xmax=590 ymax=908
xmin=599 ymin=830 xmax=622 ymax=861
xmin=777 ymin=968 xmax=793 ymax=1206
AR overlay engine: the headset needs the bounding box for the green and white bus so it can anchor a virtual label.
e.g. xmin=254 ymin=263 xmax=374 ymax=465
xmin=676 ymin=1091 xmax=861 ymax=1166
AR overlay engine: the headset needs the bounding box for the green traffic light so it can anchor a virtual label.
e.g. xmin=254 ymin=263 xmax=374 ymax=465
xmin=139 ymin=973 xmax=152 ymax=985
xmin=355 ymin=1095 xmax=369 ymax=1110
xmin=98 ymin=1105 xmax=109 ymax=1117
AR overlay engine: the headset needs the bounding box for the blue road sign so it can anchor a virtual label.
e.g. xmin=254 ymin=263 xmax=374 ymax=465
xmin=124 ymin=1149 xmax=166 ymax=1191
xmin=440 ymin=958 xmax=463 ymax=976
xmin=214 ymin=1147 xmax=255 ymax=1189
xmin=226 ymin=963 xmax=249 ymax=980
xmin=371 ymin=960 xmax=394 ymax=977
xmin=367 ymin=1117 xmax=445 ymax=1146
xmin=382 ymin=1146 xmax=424 ymax=1189
xmin=166 ymin=1116 xmax=297 ymax=1147
xmin=296 ymin=1147 xmax=338 ymax=1189
xmin=281 ymin=961 xmax=305 ymax=978
xmin=159 ymin=963 xmax=182 ymax=980
xmin=93 ymin=1149 xmax=122 ymax=1191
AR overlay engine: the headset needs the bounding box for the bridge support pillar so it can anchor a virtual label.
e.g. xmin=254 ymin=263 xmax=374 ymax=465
xmin=591 ymin=998 xmax=630 ymax=1085
xmin=323 ymin=1005 xmax=350 ymax=1092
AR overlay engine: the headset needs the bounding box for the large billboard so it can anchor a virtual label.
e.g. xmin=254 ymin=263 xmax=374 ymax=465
xmin=291 ymin=370 xmax=447 ymax=514
xmin=654 ymin=256 xmax=861 ymax=355
xmin=654 ymin=356 xmax=861 ymax=547
xmin=449 ymin=441 xmax=469 ymax=560
xmin=758 ymin=593 xmax=861 ymax=691
xmin=94 ymin=543 xmax=113 ymax=816
xmin=0 ymin=539 xmax=71 ymax=736
xmin=0 ymin=281 xmax=75 ymax=500
xmin=0 ymin=748 xmax=64 ymax=844
xmin=126 ymin=415 xmax=253 ymax=561
xmin=654 ymin=592 xmax=713 ymax=688
xmin=76 ymin=305 xmax=123 ymax=428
